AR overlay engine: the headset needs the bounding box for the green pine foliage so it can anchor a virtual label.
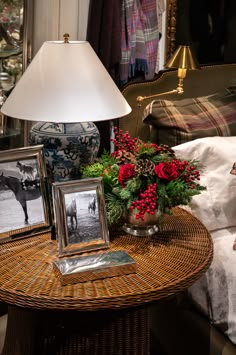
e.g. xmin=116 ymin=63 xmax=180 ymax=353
xmin=105 ymin=193 xmax=127 ymax=225
xmin=81 ymin=162 xmax=104 ymax=177
xmin=137 ymin=143 xmax=157 ymax=157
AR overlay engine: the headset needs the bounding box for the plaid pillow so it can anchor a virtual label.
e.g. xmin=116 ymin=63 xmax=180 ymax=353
xmin=143 ymin=88 xmax=236 ymax=147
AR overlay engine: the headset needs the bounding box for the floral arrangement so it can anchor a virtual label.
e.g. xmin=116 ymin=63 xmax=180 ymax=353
xmin=82 ymin=127 xmax=206 ymax=225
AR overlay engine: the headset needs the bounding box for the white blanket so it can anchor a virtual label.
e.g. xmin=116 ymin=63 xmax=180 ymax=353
xmin=188 ymin=227 xmax=236 ymax=344
xmin=173 ymin=137 xmax=236 ymax=345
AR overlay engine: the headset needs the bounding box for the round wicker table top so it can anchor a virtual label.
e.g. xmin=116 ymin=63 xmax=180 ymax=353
xmin=0 ymin=207 xmax=213 ymax=311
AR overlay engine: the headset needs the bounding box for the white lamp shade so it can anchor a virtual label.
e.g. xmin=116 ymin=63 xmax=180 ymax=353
xmin=1 ymin=41 xmax=131 ymax=122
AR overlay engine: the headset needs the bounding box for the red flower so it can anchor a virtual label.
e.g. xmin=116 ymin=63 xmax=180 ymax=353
xmin=118 ymin=164 xmax=135 ymax=186
xmin=154 ymin=162 xmax=178 ymax=181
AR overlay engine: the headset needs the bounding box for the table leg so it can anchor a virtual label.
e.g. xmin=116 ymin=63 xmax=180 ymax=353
xmin=2 ymin=306 xmax=36 ymax=355
xmin=2 ymin=305 xmax=150 ymax=355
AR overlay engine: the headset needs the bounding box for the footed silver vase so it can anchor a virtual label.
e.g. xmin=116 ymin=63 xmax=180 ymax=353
xmin=122 ymin=210 xmax=161 ymax=236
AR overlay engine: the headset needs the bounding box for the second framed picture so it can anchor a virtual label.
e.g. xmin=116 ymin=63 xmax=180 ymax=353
xmin=52 ymin=177 xmax=109 ymax=257
xmin=0 ymin=145 xmax=51 ymax=242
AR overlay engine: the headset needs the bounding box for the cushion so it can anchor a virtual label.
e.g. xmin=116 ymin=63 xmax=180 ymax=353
xmin=143 ymin=88 xmax=236 ymax=147
xmin=173 ymin=136 xmax=236 ymax=232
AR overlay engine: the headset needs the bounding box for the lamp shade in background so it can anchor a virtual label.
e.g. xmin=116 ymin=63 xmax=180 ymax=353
xmin=165 ymin=45 xmax=200 ymax=70
xmin=1 ymin=39 xmax=131 ymax=181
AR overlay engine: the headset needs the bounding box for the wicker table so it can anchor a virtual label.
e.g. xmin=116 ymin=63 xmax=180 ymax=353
xmin=0 ymin=207 xmax=213 ymax=355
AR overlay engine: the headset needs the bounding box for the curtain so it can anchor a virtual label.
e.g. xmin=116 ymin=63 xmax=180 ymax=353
xmin=86 ymin=0 xmax=123 ymax=154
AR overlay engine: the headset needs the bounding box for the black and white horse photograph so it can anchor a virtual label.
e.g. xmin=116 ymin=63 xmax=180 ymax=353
xmin=0 ymin=158 xmax=45 ymax=234
xmin=64 ymin=190 xmax=100 ymax=245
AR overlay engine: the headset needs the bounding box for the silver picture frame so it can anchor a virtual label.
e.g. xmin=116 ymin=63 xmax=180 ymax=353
xmin=0 ymin=144 xmax=51 ymax=242
xmin=52 ymin=177 xmax=110 ymax=257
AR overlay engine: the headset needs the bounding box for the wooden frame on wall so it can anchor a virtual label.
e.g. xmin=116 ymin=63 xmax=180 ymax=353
xmin=165 ymin=0 xmax=177 ymax=63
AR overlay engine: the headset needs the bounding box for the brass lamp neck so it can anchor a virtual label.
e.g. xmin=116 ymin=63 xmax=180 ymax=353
xmin=136 ymin=88 xmax=183 ymax=107
xmin=137 ymin=67 xmax=187 ymax=106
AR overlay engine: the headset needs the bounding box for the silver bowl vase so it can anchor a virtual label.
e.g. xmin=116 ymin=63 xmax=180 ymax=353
xmin=122 ymin=210 xmax=161 ymax=237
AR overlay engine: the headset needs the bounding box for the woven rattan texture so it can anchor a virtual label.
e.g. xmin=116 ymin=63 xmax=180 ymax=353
xmin=0 ymin=207 xmax=213 ymax=311
xmin=3 ymin=305 xmax=150 ymax=355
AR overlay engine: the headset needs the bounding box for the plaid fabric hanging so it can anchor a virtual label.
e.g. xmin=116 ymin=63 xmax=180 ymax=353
xmin=120 ymin=0 xmax=159 ymax=86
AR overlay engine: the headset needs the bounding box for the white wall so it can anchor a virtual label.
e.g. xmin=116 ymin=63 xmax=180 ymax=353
xmin=32 ymin=0 xmax=166 ymax=70
xmin=32 ymin=0 xmax=90 ymax=55
xmin=159 ymin=0 xmax=167 ymax=71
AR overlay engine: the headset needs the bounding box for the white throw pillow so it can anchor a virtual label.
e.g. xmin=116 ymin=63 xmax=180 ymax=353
xmin=173 ymin=137 xmax=236 ymax=232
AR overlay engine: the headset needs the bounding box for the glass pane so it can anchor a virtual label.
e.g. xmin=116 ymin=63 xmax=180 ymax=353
xmin=0 ymin=0 xmax=25 ymax=150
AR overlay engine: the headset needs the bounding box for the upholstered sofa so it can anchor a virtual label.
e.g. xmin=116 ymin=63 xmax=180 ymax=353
xmin=119 ymin=63 xmax=236 ymax=355
xmin=119 ymin=63 xmax=236 ymax=143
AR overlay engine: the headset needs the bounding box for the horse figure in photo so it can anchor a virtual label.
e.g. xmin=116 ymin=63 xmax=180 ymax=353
xmin=0 ymin=173 xmax=41 ymax=224
xmin=66 ymin=199 xmax=77 ymax=230
xmin=88 ymin=196 xmax=96 ymax=216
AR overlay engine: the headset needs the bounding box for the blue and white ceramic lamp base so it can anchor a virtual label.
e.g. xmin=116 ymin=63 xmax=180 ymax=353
xmin=30 ymin=122 xmax=100 ymax=182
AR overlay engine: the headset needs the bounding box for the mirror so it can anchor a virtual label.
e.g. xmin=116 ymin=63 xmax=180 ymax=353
xmin=166 ymin=0 xmax=236 ymax=65
xmin=0 ymin=0 xmax=33 ymax=149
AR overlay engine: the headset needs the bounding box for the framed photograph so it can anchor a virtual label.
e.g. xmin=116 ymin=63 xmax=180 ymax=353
xmin=0 ymin=145 xmax=51 ymax=242
xmin=52 ymin=177 xmax=110 ymax=257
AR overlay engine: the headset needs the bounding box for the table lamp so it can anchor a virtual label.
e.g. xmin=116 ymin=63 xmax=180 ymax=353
xmin=0 ymin=34 xmax=131 ymax=181
xmin=137 ymin=45 xmax=200 ymax=106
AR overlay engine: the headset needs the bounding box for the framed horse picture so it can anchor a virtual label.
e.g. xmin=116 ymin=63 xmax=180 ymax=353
xmin=0 ymin=145 xmax=51 ymax=242
xmin=52 ymin=177 xmax=110 ymax=257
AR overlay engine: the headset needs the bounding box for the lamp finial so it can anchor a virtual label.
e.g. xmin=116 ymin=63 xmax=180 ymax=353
xmin=63 ymin=33 xmax=70 ymax=43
